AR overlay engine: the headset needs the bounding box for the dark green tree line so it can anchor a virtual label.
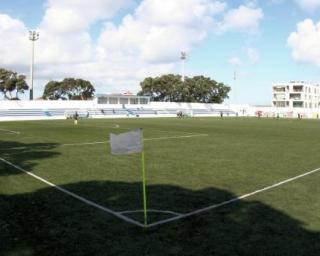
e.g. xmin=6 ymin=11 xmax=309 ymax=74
xmin=0 ymin=68 xmax=28 ymax=100
xmin=138 ymin=74 xmax=230 ymax=103
xmin=42 ymin=78 xmax=95 ymax=100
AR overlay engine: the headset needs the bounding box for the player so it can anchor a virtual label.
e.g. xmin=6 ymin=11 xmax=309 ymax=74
xmin=74 ymin=111 xmax=79 ymax=125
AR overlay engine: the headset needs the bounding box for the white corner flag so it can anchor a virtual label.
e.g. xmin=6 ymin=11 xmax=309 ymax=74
xmin=110 ymin=129 xmax=143 ymax=155
xmin=109 ymin=128 xmax=148 ymax=226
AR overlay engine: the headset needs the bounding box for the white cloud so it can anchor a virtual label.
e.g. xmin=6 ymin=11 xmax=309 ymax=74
xmin=37 ymin=0 xmax=132 ymax=64
xmin=287 ymin=19 xmax=320 ymax=66
xmin=135 ymin=0 xmax=226 ymax=27
xmin=295 ymin=0 xmax=320 ymax=12
xmin=0 ymin=14 xmax=29 ymax=66
xmin=43 ymin=0 xmax=133 ymax=32
xmin=247 ymin=48 xmax=259 ymax=64
xmin=219 ymin=5 xmax=264 ymax=32
xmin=98 ymin=0 xmax=227 ymax=63
xmin=0 ymin=0 xmax=265 ymax=95
xmin=229 ymin=57 xmax=242 ymax=66
xmin=93 ymin=0 xmax=229 ymax=92
xmin=268 ymin=0 xmax=284 ymax=4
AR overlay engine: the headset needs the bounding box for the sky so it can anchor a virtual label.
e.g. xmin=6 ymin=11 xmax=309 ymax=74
xmin=1 ymin=0 xmax=320 ymax=104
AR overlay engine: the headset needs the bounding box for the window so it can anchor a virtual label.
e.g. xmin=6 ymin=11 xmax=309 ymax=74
xmin=274 ymin=93 xmax=285 ymax=100
xmin=109 ymin=97 xmax=118 ymax=104
xmin=273 ymin=87 xmax=285 ymax=92
xmin=119 ymin=98 xmax=128 ymax=104
xmin=139 ymin=98 xmax=149 ymax=104
xmin=98 ymin=97 xmax=108 ymax=104
xmin=289 ymin=94 xmax=301 ymax=100
xmin=293 ymin=86 xmax=303 ymax=92
xmin=293 ymin=101 xmax=303 ymax=108
xmin=130 ymin=98 xmax=139 ymax=104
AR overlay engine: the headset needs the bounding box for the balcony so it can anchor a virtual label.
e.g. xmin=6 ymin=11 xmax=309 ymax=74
xmin=273 ymin=88 xmax=286 ymax=93
xmin=273 ymin=101 xmax=288 ymax=107
xmin=292 ymin=86 xmax=303 ymax=92
xmin=273 ymin=93 xmax=285 ymax=101
xmin=289 ymin=93 xmax=301 ymax=100
xmin=293 ymin=101 xmax=303 ymax=108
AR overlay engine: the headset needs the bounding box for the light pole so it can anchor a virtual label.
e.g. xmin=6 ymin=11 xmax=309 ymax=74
xmin=29 ymin=30 xmax=39 ymax=100
xmin=233 ymin=69 xmax=237 ymax=104
xmin=180 ymin=51 xmax=187 ymax=82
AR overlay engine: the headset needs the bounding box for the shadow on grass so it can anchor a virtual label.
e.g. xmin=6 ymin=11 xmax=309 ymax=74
xmin=0 ymin=140 xmax=60 ymax=176
xmin=1 ymin=180 xmax=319 ymax=256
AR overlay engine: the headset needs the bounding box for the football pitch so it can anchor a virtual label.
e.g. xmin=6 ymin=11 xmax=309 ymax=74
xmin=1 ymin=117 xmax=320 ymax=255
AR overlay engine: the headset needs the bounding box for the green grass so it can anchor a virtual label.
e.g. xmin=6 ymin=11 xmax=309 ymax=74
xmin=1 ymin=117 xmax=320 ymax=255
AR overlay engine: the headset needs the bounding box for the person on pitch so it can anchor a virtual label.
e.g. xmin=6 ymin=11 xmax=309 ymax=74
xmin=74 ymin=111 xmax=79 ymax=125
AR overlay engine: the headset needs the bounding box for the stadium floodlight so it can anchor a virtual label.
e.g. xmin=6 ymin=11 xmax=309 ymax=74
xmin=180 ymin=51 xmax=187 ymax=82
xmin=233 ymin=70 xmax=237 ymax=104
xmin=29 ymin=30 xmax=39 ymax=101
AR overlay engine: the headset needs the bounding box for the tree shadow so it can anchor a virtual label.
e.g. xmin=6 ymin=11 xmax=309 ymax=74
xmin=0 ymin=140 xmax=60 ymax=176
xmin=1 ymin=180 xmax=319 ymax=256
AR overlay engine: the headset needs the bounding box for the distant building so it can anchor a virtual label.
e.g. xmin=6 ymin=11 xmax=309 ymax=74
xmin=272 ymin=81 xmax=320 ymax=108
xmin=96 ymin=94 xmax=150 ymax=105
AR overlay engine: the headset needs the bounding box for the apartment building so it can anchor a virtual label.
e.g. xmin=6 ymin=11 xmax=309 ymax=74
xmin=272 ymin=81 xmax=320 ymax=108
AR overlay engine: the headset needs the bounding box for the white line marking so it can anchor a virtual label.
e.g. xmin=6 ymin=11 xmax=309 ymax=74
xmin=0 ymin=134 xmax=208 ymax=155
xmin=144 ymin=134 xmax=208 ymax=141
xmin=0 ymin=157 xmax=145 ymax=228
xmin=147 ymin=166 xmax=320 ymax=228
xmin=2 ymin=156 xmax=320 ymax=229
xmin=77 ymin=124 xmax=131 ymax=131
xmin=54 ymin=134 xmax=208 ymax=147
xmin=80 ymin=124 xmax=205 ymax=137
xmin=119 ymin=209 xmax=182 ymax=216
xmin=62 ymin=141 xmax=109 ymax=146
xmin=142 ymin=129 xmax=204 ymax=136
xmin=0 ymin=128 xmax=20 ymax=134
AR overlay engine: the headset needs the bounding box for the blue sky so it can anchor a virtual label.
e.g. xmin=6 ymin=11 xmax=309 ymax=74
xmin=0 ymin=0 xmax=320 ymax=104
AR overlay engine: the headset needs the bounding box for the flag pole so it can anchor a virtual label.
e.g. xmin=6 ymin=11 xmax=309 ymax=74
xmin=140 ymin=129 xmax=148 ymax=226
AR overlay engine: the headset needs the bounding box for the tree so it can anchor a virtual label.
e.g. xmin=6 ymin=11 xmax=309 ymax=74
xmin=42 ymin=78 xmax=95 ymax=100
xmin=138 ymin=74 xmax=230 ymax=103
xmin=61 ymin=78 xmax=95 ymax=100
xmin=0 ymin=68 xmax=28 ymax=100
xmin=138 ymin=74 xmax=184 ymax=102
xmin=42 ymin=81 xmax=67 ymax=100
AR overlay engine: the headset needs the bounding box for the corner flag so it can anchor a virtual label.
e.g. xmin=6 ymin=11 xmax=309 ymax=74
xmin=109 ymin=128 xmax=148 ymax=226
xmin=110 ymin=129 xmax=142 ymax=155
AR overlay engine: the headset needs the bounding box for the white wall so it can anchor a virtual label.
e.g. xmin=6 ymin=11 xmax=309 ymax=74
xmin=0 ymin=100 xmax=319 ymax=121
xmin=252 ymin=106 xmax=320 ymax=118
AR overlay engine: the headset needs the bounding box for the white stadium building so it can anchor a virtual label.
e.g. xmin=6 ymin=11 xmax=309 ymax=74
xmin=1 ymin=82 xmax=320 ymax=121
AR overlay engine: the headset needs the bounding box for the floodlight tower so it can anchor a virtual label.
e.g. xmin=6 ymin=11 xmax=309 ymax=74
xmin=29 ymin=30 xmax=39 ymax=100
xmin=233 ymin=69 xmax=237 ymax=104
xmin=180 ymin=51 xmax=187 ymax=82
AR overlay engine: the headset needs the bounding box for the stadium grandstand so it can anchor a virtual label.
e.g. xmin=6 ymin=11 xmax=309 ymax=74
xmin=1 ymin=93 xmax=320 ymax=121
